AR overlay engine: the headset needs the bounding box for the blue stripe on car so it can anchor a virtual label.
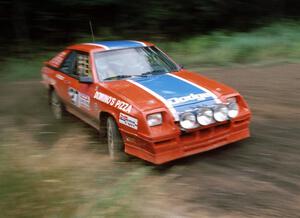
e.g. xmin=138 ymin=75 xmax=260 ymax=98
xmin=132 ymin=74 xmax=216 ymax=113
xmin=94 ymin=40 xmax=144 ymax=50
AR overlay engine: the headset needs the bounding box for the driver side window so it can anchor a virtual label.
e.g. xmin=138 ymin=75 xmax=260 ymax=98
xmin=60 ymin=51 xmax=92 ymax=79
xmin=60 ymin=51 xmax=77 ymax=76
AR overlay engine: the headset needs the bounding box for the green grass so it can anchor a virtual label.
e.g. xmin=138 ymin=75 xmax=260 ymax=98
xmin=159 ymin=21 xmax=300 ymax=67
xmin=2 ymin=21 xmax=300 ymax=82
xmin=0 ymin=52 xmax=56 ymax=82
xmin=0 ymin=136 xmax=81 ymax=218
xmin=0 ymin=129 xmax=150 ymax=218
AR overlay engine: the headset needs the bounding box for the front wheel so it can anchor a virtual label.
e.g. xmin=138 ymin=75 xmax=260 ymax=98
xmin=106 ymin=117 xmax=127 ymax=161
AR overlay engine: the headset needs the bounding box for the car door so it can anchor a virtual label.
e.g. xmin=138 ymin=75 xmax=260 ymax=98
xmin=61 ymin=51 xmax=99 ymax=121
xmin=57 ymin=50 xmax=77 ymax=103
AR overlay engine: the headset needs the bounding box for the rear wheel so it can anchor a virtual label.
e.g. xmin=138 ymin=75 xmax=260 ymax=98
xmin=50 ymin=90 xmax=65 ymax=120
xmin=106 ymin=116 xmax=127 ymax=161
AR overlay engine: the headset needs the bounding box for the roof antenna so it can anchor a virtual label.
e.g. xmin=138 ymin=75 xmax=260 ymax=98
xmin=89 ymin=20 xmax=95 ymax=42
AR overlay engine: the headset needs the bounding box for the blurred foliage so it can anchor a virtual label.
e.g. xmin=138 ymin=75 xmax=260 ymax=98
xmin=1 ymin=0 xmax=300 ymax=76
xmin=1 ymin=0 xmax=300 ymax=48
xmin=160 ymin=22 xmax=300 ymax=67
xmin=2 ymin=21 xmax=300 ymax=82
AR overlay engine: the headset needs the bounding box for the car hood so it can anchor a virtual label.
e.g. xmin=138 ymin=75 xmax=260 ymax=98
xmin=104 ymin=70 xmax=236 ymax=115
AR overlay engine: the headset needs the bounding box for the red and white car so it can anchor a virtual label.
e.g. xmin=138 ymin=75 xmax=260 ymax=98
xmin=41 ymin=40 xmax=251 ymax=164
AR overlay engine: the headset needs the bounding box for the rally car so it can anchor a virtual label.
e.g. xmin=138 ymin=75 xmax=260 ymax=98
xmin=41 ymin=40 xmax=251 ymax=164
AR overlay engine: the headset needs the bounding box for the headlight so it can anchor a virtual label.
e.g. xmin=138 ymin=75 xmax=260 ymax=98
xmin=227 ymin=97 xmax=239 ymax=118
xmin=147 ymin=113 xmax=162 ymax=127
xmin=180 ymin=112 xmax=198 ymax=129
xmin=196 ymin=108 xmax=214 ymax=126
xmin=213 ymin=104 xmax=229 ymax=122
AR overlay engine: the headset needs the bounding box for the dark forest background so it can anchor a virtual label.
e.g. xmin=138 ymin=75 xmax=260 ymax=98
xmin=1 ymin=0 xmax=300 ymax=70
xmin=2 ymin=0 xmax=300 ymax=44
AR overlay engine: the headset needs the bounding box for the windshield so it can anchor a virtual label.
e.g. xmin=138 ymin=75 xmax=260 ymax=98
xmin=94 ymin=46 xmax=179 ymax=81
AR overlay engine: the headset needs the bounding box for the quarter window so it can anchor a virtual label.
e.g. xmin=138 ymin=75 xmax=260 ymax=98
xmin=60 ymin=51 xmax=77 ymax=75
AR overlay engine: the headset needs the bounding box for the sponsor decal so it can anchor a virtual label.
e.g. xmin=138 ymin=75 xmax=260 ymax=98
xmin=68 ymin=87 xmax=90 ymax=110
xmin=94 ymin=91 xmax=132 ymax=114
xmin=119 ymin=113 xmax=138 ymax=130
xmin=94 ymin=91 xmax=116 ymax=106
xmin=129 ymin=73 xmax=219 ymax=120
xmin=78 ymin=93 xmax=90 ymax=110
xmin=55 ymin=74 xmax=65 ymax=80
xmin=167 ymin=93 xmax=212 ymax=105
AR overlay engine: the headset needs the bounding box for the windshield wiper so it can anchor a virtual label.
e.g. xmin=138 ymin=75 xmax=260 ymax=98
xmin=140 ymin=70 xmax=167 ymax=77
xmin=104 ymin=75 xmax=134 ymax=81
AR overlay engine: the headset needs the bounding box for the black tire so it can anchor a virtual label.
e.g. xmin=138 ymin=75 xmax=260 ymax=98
xmin=50 ymin=90 xmax=65 ymax=120
xmin=106 ymin=116 xmax=127 ymax=161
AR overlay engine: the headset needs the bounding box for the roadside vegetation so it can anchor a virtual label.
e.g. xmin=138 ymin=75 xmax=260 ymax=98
xmin=160 ymin=22 xmax=300 ymax=67
xmin=1 ymin=21 xmax=300 ymax=82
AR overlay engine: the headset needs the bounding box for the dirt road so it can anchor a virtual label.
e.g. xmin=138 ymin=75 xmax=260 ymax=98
xmin=0 ymin=64 xmax=299 ymax=218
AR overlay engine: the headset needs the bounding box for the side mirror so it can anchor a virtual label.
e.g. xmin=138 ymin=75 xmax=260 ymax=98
xmin=179 ymin=64 xmax=184 ymax=69
xmin=79 ymin=76 xmax=93 ymax=84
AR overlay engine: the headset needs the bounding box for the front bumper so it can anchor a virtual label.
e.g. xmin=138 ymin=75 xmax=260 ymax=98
xmin=124 ymin=113 xmax=251 ymax=164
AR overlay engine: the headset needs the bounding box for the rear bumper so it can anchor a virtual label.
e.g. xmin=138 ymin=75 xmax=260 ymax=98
xmin=124 ymin=115 xmax=251 ymax=164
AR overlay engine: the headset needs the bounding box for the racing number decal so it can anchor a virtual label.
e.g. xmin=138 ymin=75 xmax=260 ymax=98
xmin=79 ymin=94 xmax=90 ymax=109
xmin=68 ymin=87 xmax=90 ymax=110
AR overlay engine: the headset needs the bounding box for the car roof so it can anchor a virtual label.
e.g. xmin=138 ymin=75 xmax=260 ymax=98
xmin=67 ymin=40 xmax=154 ymax=53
